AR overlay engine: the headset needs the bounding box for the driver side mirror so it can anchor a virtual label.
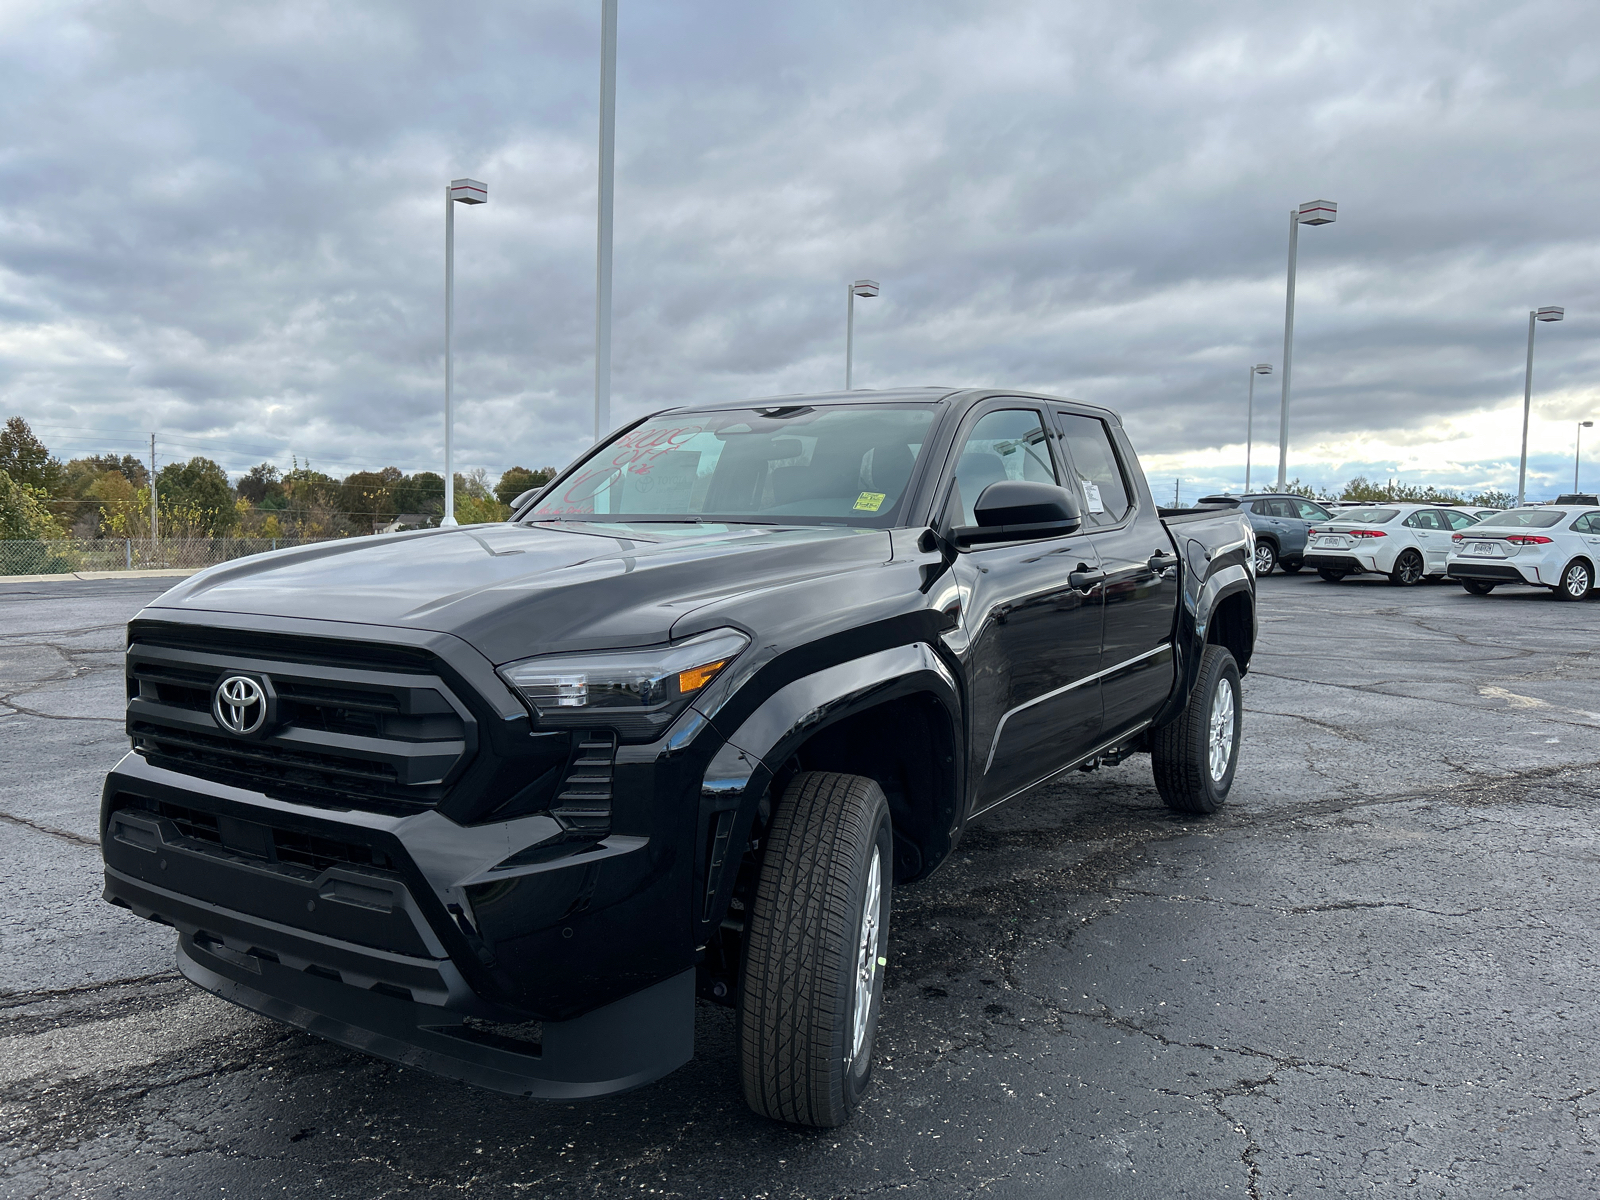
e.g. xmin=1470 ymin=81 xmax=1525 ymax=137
xmin=954 ymin=480 xmax=1082 ymax=546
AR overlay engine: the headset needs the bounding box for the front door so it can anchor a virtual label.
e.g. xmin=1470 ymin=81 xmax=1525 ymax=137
xmin=1053 ymin=409 xmax=1178 ymax=735
xmin=942 ymin=405 xmax=1106 ymax=811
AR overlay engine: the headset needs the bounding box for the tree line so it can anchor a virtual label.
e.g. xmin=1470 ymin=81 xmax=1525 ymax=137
xmin=0 ymin=417 xmax=555 ymax=540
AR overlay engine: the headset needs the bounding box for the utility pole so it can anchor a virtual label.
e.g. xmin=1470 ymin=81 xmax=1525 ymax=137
xmin=1174 ymin=477 xmax=1180 ymax=507
xmin=149 ymin=434 xmax=158 ymax=546
xmin=594 ymin=0 xmax=618 ymax=441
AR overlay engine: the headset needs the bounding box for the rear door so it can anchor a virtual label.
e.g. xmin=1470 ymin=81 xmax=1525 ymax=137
xmin=1051 ymin=407 xmax=1178 ymax=737
xmin=940 ymin=403 xmax=1106 ymax=811
xmin=1289 ymin=498 xmax=1331 ymax=558
xmin=1403 ymin=508 xmax=1450 ymax=573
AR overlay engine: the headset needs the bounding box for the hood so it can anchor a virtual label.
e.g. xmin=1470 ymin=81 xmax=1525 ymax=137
xmin=149 ymin=521 xmax=892 ymax=663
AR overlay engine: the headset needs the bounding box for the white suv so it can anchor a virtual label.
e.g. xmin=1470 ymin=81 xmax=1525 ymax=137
xmin=1446 ymin=506 xmax=1600 ymax=599
xmin=1304 ymin=503 xmax=1480 ymax=586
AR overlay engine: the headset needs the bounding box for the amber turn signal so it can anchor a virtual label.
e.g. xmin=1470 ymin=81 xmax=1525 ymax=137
xmin=678 ymin=659 xmax=730 ymax=694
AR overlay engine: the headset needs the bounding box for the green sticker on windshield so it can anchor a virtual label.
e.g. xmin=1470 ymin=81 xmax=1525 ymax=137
xmin=853 ymin=491 xmax=887 ymax=512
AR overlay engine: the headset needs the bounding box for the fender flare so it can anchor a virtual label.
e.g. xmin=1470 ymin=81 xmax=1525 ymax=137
xmin=692 ymin=643 xmax=963 ymax=940
xmin=1150 ymin=560 xmax=1254 ymax=731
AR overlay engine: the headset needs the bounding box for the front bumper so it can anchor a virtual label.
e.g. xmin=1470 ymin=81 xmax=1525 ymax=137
xmin=101 ymin=749 xmax=703 ymax=1098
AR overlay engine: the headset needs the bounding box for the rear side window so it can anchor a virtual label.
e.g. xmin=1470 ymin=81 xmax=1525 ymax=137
xmin=1443 ymin=510 xmax=1478 ymax=530
xmin=1055 ymin=413 xmax=1132 ymax=526
xmin=945 ymin=409 xmax=1057 ymax=528
xmin=1572 ymin=512 xmax=1598 ymax=532
xmin=1404 ymin=510 xmax=1447 ymax=530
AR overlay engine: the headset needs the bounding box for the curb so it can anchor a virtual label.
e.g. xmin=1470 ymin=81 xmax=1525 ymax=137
xmin=0 ymin=569 xmax=200 ymax=584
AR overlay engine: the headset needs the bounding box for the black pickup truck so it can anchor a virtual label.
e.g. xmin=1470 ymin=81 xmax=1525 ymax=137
xmin=100 ymin=388 xmax=1255 ymax=1127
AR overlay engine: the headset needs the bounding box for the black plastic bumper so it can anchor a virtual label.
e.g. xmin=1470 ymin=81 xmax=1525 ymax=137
xmin=1447 ymin=563 xmax=1529 ymax=583
xmin=105 ymin=864 xmax=694 ymax=1098
xmin=1302 ymin=553 xmax=1368 ymax=575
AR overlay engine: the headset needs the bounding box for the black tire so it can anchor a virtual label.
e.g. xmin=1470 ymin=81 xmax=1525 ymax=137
xmin=738 ymin=771 xmax=893 ymax=1127
xmin=1317 ymin=569 xmax=1347 ymax=583
xmin=1461 ymin=579 xmax=1496 ymax=595
xmin=1253 ymin=540 xmax=1277 ymax=576
xmin=1280 ymin=561 xmax=1304 ymax=574
xmin=1150 ymin=644 xmax=1241 ymax=815
xmin=1555 ymin=558 xmax=1593 ymax=601
xmin=1388 ymin=549 xmax=1425 ymax=587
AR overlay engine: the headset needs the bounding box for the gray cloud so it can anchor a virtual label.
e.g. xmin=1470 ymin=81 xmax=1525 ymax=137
xmin=1 ymin=0 xmax=1596 ymax=499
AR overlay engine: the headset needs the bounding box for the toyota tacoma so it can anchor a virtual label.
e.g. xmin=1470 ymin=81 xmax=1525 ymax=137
xmin=100 ymin=387 xmax=1255 ymax=1126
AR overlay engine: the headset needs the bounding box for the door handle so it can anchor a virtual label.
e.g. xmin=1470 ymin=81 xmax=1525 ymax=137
xmin=1069 ymin=565 xmax=1105 ymax=591
xmin=1147 ymin=552 xmax=1178 ymax=574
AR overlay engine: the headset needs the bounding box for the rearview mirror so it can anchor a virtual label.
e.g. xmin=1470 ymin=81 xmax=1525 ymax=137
xmin=954 ymin=480 xmax=1082 ymax=546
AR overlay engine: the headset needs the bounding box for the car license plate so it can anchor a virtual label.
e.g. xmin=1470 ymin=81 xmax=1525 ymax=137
xmin=1316 ymin=536 xmax=1347 ymax=548
xmin=1468 ymin=542 xmax=1499 ymax=556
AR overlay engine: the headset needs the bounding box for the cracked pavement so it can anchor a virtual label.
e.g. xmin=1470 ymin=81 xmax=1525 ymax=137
xmin=3 ymin=573 xmax=1600 ymax=1198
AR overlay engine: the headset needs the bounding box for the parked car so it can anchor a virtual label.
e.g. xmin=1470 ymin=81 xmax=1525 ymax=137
xmin=1446 ymin=505 xmax=1600 ymax=598
xmin=100 ymin=387 xmax=1257 ymax=1127
xmin=1303 ymin=503 xmax=1473 ymax=585
xmin=1196 ymin=493 xmax=1333 ymax=575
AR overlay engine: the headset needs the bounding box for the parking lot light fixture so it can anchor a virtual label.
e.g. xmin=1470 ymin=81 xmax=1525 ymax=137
xmin=443 ymin=177 xmax=487 ymax=528
xmin=1516 ymin=305 xmax=1564 ymax=507
xmin=1277 ymin=200 xmax=1337 ymax=493
xmin=1578 ymin=420 xmax=1595 ymax=492
xmin=1245 ymin=363 xmax=1272 ymax=492
xmin=845 ymin=279 xmax=879 ymax=390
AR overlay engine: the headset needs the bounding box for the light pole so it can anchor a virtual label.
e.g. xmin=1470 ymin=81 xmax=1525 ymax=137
xmin=443 ymin=177 xmax=487 ymax=527
xmin=1516 ymin=306 xmax=1564 ymax=507
xmin=1277 ymin=199 xmax=1337 ymax=493
xmin=845 ymin=279 xmax=878 ymax=390
xmin=1577 ymin=421 xmax=1594 ymax=493
xmin=594 ymin=0 xmax=617 ymax=441
xmin=1244 ymin=363 xmax=1272 ymax=493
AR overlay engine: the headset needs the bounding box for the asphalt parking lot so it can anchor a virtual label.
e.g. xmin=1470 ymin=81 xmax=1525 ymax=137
xmin=3 ymin=572 xmax=1599 ymax=1199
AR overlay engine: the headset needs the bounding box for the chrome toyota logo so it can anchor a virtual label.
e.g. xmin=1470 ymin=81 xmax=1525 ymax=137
xmin=213 ymin=675 xmax=269 ymax=735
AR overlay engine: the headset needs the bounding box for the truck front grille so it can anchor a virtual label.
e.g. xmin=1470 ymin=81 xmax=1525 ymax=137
xmin=126 ymin=626 xmax=477 ymax=815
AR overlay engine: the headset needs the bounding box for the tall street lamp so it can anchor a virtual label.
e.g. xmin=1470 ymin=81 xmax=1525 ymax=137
xmin=1516 ymin=305 xmax=1564 ymax=506
xmin=594 ymin=0 xmax=618 ymax=442
xmin=1276 ymin=199 xmax=1337 ymax=492
xmin=845 ymin=279 xmax=878 ymax=390
xmin=443 ymin=177 xmax=487 ymax=528
xmin=1577 ymin=420 xmax=1594 ymax=493
xmin=1244 ymin=362 xmax=1272 ymax=493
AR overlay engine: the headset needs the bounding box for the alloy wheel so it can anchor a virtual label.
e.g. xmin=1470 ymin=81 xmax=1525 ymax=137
xmin=850 ymin=848 xmax=883 ymax=1066
xmin=1208 ymin=676 xmax=1236 ymax=783
xmin=1564 ymin=562 xmax=1592 ymax=599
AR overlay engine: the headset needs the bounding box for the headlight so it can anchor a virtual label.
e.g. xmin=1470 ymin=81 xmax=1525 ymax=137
xmin=497 ymin=628 xmax=749 ymax=740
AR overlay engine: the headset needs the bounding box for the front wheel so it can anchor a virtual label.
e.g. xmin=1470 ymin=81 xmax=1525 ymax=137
xmin=1318 ymin=569 xmax=1348 ymax=583
xmin=1556 ymin=559 xmax=1593 ymax=601
xmin=1461 ymin=579 xmax=1496 ymax=595
xmin=1389 ymin=549 xmax=1425 ymax=587
xmin=738 ymin=772 xmax=893 ymax=1127
xmin=1151 ymin=644 xmax=1241 ymax=814
xmin=1253 ymin=541 xmax=1278 ymax=576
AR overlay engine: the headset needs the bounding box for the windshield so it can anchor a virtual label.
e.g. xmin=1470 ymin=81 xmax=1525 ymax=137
xmin=1473 ymin=508 xmax=1565 ymax=529
xmin=528 ymin=404 xmax=939 ymax=525
xmin=1328 ymin=507 xmax=1399 ymax=525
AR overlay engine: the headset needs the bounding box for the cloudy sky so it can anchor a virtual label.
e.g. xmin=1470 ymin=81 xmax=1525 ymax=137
xmin=2 ymin=0 xmax=1597 ymax=501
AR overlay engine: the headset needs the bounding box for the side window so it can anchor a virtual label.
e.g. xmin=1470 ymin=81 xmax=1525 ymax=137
xmin=1250 ymin=500 xmax=1274 ymax=516
xmin=1572 ymin=513 xmax=1594 ymax=533
xmin=945 ymin=409 xmax=1057 ymax=528
xmin=1055 ymin=413 xmax=1133 ymax=526
xmin=1443 ymin=510 xmax=1477 ymax=530
xmin=1402 ymin=512 xmax=1423 ymax=529
xmin=1294 ymin=499 xmax=1330 ymax=521
xmin=1419 ymin=511 xmax=1446 ymax=530
xmin=1269 ymin=499 xmax=1298 ymax=519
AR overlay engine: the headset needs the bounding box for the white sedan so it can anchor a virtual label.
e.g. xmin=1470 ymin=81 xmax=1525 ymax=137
xmin=1302 ymin=503 xmax=1472 ymax=586
xmin=1446 ymin=506 xmax=1600 ymax=600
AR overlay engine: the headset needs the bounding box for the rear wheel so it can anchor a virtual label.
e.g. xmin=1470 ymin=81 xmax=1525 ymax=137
xmin=1317 ymin=569 xmax=1347 ymax=583
xmin=1151 ymin=644 xmax=1241 ymax=815
xmin=1556 ymin=559 xmax=1593 ymax=601
xmin=1253 ymin=541 xmax=1277 ymax=576
xmin=738 ymin=771 xmax=892 ymax=1127
xmin=1389 ymin=549 xmax=1425 ymax=587
xmin=1461 ymin=579 xmax=1496 ymax=595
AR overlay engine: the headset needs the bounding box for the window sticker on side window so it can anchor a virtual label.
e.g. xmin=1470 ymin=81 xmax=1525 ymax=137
xmin=852 ymin=491 xmax=886 ymax=512
xmin=1082 ymin=481 xmax=1105 ymax=513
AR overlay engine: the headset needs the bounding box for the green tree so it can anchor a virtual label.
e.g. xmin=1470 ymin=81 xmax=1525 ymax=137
xmin=1469 ymin=489 xmax=1513 ymax=509
xmin=338 ymin=468 xmax=403 ymax=534
xmin=156 ymin=456 xmax=239 ymax=535
xmin=393 ymin=471 xmax=445 ymax=518
xmin=495 ymin=465 xmax=554 ymax=505
xmin=236 ymin=463 xmax=285 ymax=506
xmin=0 ymin=417 xmax=64 ymax=495
xmin=0 ymin=469 xmax=65 ymax=540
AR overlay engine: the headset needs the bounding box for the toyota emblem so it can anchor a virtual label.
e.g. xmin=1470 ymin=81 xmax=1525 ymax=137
xmin=213 ymin=675 xmax=270 ymax=735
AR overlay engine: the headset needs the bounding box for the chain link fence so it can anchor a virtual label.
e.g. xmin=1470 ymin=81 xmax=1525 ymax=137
xmin=0 ymin=537 xmax=346 ymax=577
